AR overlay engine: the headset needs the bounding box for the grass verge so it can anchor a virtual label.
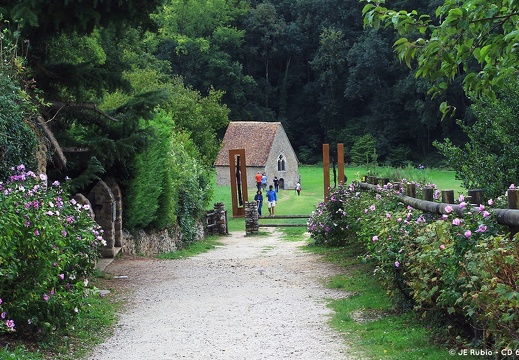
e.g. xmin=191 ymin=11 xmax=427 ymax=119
xmin=304 ymin=242 xmax=479 ymax=360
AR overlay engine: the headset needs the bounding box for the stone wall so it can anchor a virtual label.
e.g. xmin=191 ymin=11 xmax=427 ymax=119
xmin=122 ymin=222 xmax=205 ymax=256
xmin=245 ymin=201 xmax=259 ymax=235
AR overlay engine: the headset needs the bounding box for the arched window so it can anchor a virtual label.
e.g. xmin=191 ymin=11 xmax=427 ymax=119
xmin=277 ymin=154 xmax=286 ymax=172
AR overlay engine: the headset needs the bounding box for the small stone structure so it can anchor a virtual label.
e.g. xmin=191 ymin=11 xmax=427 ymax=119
xmin=205 ymin=202 xmax=228 ymax=235
xmin=245 ymin=201 xmax=259 ymax=235
xmin=106 ymin=178 xmax=123 ymax=248
xmin=88 ymin=180 xmax=117 ymax=258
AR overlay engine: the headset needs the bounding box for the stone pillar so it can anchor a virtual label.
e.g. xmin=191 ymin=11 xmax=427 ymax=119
xmin=245 ymin=201 xmax=259 ymax=235
xmin=214 ymin=202 xmax=228 ymax=235
xmin=88 ymin=181 xmax=116 ymax=258
xmin=106 ymin=178 xmax=123 ymax=248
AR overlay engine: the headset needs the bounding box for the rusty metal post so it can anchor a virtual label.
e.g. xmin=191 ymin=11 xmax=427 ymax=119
xmin=323 ymin=144 xmax=330 ymax=201
xmin=337 ymin=143 xmax=345 ymax=185
xmin=229 ymin=149 xmax=248 ymax=217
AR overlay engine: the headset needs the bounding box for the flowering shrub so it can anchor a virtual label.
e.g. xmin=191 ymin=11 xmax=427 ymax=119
xmin=309 ymin=179 xmax=519 ymax=348
xmin=0 ymin=298 xmax=16 ymax=333
xmin=307 ymin=184 xmax=365 ymax=246
xmin=0 ymin=165 xmax=102 ymax=336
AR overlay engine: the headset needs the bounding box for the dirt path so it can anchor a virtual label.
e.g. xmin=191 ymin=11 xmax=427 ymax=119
xmin=89 ymin=230 xmax=357 ymax=360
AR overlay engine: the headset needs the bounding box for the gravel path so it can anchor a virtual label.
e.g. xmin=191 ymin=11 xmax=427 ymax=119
xmin=89 ymin=230 xmax=357 ymax=360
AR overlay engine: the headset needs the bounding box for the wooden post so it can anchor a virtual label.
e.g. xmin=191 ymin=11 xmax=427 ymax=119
xmin=323 ymin=144 xmax=330 ymax=200
xmin=337 ymin=143 xmax=345 ymax=184
xmin=508 ymin=189 xmax=519 ymax=237
xmin=379 ymin=178 xmax=390 ymax=185
xmin=467 ymin=189 xmax=484 ymax=206
xmin=405 ymin=183 xmax=416 ymax=198
xmin=442 ymin=190 xmax=455 ymax=204
xmin=422 ymin=187 xmax=434 ymax=202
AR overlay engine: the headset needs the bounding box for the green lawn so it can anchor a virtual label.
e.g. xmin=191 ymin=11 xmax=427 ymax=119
xmin=211 ymin=165 xmax=465 ymax=213
xmin=210 ymin=164 xmax=465 ymax=232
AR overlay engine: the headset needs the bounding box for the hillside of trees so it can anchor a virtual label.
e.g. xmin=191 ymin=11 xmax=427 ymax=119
xmin=2 ymin=0 xmax=518 ymax=227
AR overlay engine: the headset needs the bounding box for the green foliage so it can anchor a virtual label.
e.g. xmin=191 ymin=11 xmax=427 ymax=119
xmin=361 ymin=0 xmax=519 ymax=103
xmin=350 ymin=133 xmax=378 ymax=166
xmin=0 ymin=73 xmax=39 ymax=180
xmin=0 ymin=24 xmax=39 ymax=181
xmin=0 ymin=166 xmax=101 ymax=337
xmin=125 ymin=111 xmax=213 ymax=243
xmin=307 ymin=184 xmax=365 ymax=246
xmin=159 ymin=78 xmax=230 ymax=168
xmin=308 ymin=178 xmax=519 ymax=349
xmin=435 ymin=82 xmax=519 ymax=199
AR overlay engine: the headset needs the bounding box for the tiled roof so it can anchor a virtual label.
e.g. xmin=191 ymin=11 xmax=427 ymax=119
xmin=214 ymin=121 xmax=281 ymax=166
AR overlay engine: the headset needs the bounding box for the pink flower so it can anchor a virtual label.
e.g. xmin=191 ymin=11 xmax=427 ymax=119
xmin=43 ymin=293 xmax=50 ymax=301
xmin=488 ymin=199 xmax=494 ymax=206
xmin=476 ymin=224 xmax=487 ymax=233
xmin=510 ymin=184 xmax=516 ymax=189
xmin=372 ymin=236 xmax=378 ymax=242
xmin=459 ymin=194 xmax=465 ymax=202
xmin=369 ymin=205 xmax=376 ymax=211
xmin=444 ymin=205 xmax=453 ymax=214
xmin=59 ymin=274 xmax=65 ymax=280
xmin=5 ymin=319 xmax=15 ymax=329
xmin=482 ymin=211 xmax=490 ymax=218
xmin=464 ymin=230 xmax=472 ymax=238
xmin=34 ymin=230 xmax=40 ymax=236
xmin=1 ymin=312 xmax=5 ymax=319
xmin=395 ymin=261 xmax=400 ymax=268
xmin=386 ymin=213 xmax=391 ymax=219
xmin=452 ymin=218 xmax=461 ymax=226
xmin=439 ymin=245 xmax=445 ymax=250
xmin=459 ymin=202 xmax=466 ymax=209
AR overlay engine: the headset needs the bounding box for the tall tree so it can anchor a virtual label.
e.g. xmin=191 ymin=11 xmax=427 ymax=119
xmin=0 ymin=0 xmax=164 ymax=189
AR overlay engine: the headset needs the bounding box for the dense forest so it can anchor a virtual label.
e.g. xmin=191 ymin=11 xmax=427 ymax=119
xmin=150 ymin=0 xmax=469 ymax=165
xmin=2 ymin=0 xmax=518 ymax=225
xmin=0 ymin=0 xmax=471 ymax=170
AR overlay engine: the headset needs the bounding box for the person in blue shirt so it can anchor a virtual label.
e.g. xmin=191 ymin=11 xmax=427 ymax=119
xmin=254 ymin=190 xmax=263 ymax=216
xmin=261 ymin=173 xmax=267 ymax=191
xmin=266 ymin=185 xmax=277 ymax=216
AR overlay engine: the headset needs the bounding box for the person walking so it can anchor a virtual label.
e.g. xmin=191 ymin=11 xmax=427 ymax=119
xmin=266 ymin=185 xmax=277 ymax=216
xmin=273 ymin=176 xmax=279 ymax=192
xmin=255 ymin=172 xmax=263 ymax=191
xmin=261 ymin=173 xmax=267 ymax=191
xmin=296 ymin=182 xmax=301 ymax=196
xmin=254 ymin=190 xmax=263 ymax=216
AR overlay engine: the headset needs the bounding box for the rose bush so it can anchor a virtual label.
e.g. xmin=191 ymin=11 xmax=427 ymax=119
xmin=308 ymin=180 xmax=519 ymax=348
xmin=307 ymin=184 xmax=365 ymax=246
xmin=0 ymin=165 xmax=102 ymax=337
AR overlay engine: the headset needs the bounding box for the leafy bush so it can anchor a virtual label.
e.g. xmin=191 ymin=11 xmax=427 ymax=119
xmin=350 ymin=134 xmax=378 ymax=166
xmin=308 ymin=179 xmax=519 ymax=349
xmin=435 ymin=80 xmax=519 ymax=199
xmin=125 ymin=112 xmax=212 ymax=243
xmin=0 ymin=73 xmax=39 ymax=181
xmin=307 ymin=184 xmax=365 ymax=246
xmin=0 ymin=165 xmax=102 ymax=337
